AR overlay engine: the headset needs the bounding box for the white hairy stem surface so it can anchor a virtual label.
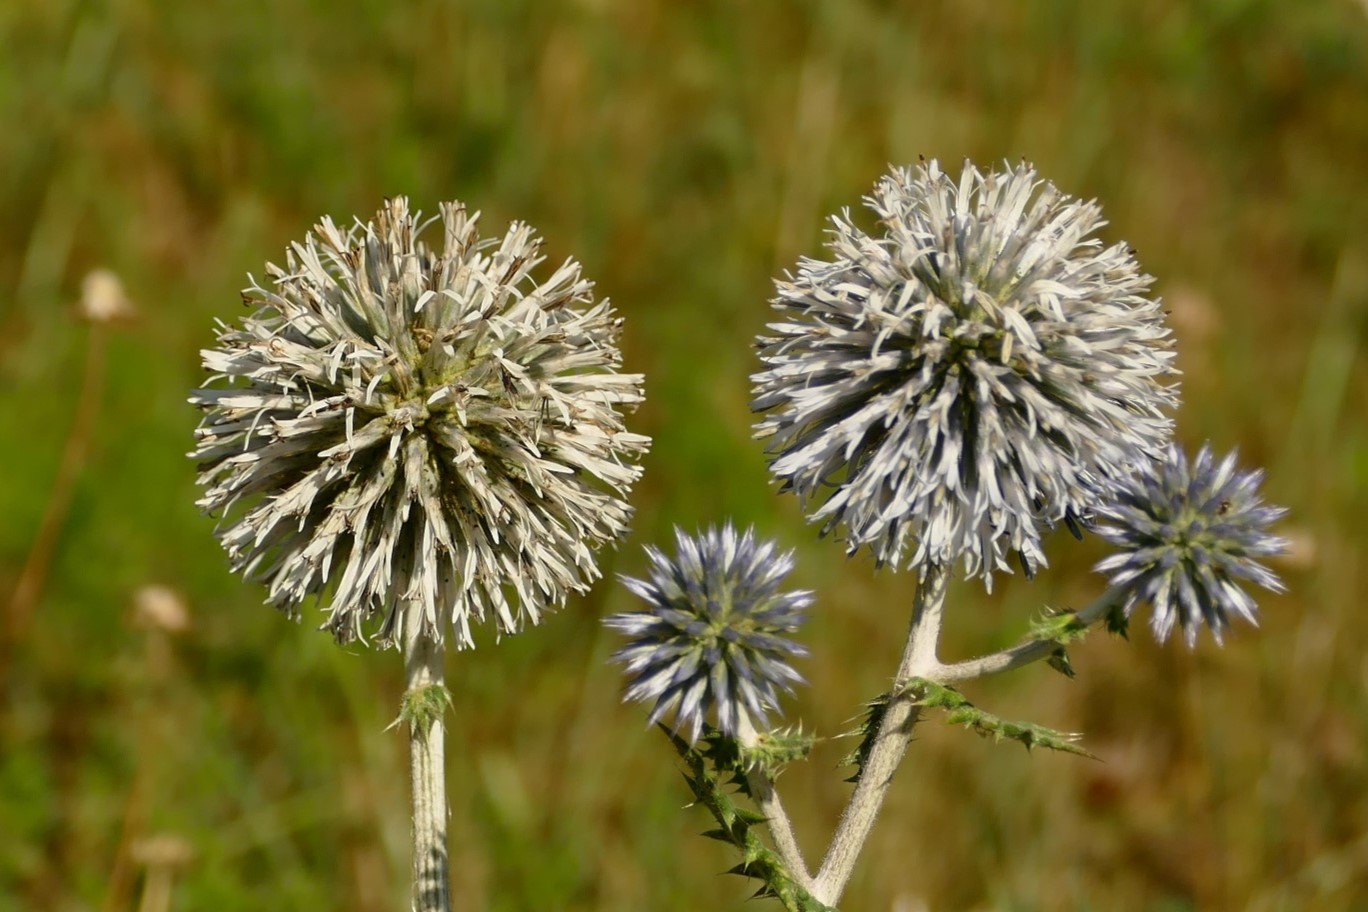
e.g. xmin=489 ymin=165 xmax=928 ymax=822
xmin=813 ymin=565 xmax=948 ymax=905
xmin=406 ymin=631 xmax=451 ymax=912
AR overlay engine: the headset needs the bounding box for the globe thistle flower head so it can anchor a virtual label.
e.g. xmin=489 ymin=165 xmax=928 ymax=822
xmin=191 ymin=198 xmax=650 ymax=650
xmin=1094 ymin=444 xmax=1288 ymax=646
xmin=753 ymin=159 xmax=1180 ymax=587
xmin=605 ymin=524 xmax=811 ymax=743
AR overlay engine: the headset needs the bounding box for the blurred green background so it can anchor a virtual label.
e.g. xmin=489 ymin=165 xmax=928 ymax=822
xmin=2 ymin=0 xmax=1366 ymax=909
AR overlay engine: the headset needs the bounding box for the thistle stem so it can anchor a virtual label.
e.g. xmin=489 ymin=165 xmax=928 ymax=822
xmin=404 ymin=630 xmax=452 ymax=912
xmin=812 ymin=565 xmax=949 ymax=905
xmin=737 ymin=713 xmax=813 ymax=891
xmin=931 ymin=586 xmax=1123 ymax=683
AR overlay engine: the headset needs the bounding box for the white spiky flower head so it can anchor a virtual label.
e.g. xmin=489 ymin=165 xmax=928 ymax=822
xmin=753 ymin=159 xmax=1180 ymax=586
xmin=191 ymin=198 xmax=651 ymax=650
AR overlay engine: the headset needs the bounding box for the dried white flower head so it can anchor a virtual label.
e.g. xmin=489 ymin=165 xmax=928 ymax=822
xmin=753 ymin=159 xmax=1180 ymax=586
xmin=192 ymin=198 xmax=650 ymax=649
xmin=132 ymin=585 xmax=191 ymax=634
xmin=605 ymin=524 xmax=811 ymax=742
xmin=1094 ymin=443 xmax=1287 ymax=645
xmin=78 ymin=269 xmax=137 ymax=324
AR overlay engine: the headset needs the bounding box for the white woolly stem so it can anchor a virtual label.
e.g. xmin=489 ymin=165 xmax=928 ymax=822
xmin=736 ymin=713 xmax=813 ymax=891
xmin=931 ymin=586 xmax=1124 ymax=682
xmin=812 ymin=565 xmax=949 ymax=905
xmin=405 ymin=630 xmax=451 ymax=912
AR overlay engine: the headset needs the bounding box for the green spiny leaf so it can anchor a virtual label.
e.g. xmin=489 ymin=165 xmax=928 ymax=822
xmin=394 ymin=682 xmax=452 ymax=738
xmin=840 ymin=692 xmax=892 ymax=783
xmin=739 ymin=724 xmax=817 ymax=780
xmin=902 ymin=678 xmax=967 ymax=710
xmin=1046 ymin=646 xmax=1076 ymax=678
xmin=1027 ymin=607 xmax=1092 ymax=645
xmin=1106 ymin=603 xmax=1131 ymax=639
xmin=657 ymin=724 xmax=836 ymax=912
xmin=906 ymin=678 xmax=1096 ymax=759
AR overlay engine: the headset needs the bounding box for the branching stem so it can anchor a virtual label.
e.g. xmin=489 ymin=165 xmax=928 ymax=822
xmin=931 ymin=587 xmax=1123 ymax=683
xmin=737 ymin=713 xmax=813 ymax=891
xmin=812 ymin=565 xmax=949 ymax=905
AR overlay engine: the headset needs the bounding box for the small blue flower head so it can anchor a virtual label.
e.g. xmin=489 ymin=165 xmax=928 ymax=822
xmin=1094 ymin=444 xmax=1288 ymax=646
xmin=605 ymin=524 xmax=811 ymax=742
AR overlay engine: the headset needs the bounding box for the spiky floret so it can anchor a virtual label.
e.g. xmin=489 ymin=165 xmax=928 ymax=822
xmin=191 ymin=198 xmax=650 ymax=649
xmin=1094 ymin=443 xmax=1287 ymax=645
xmin=753 ymin=159 xmax=1180 ymax=586
xmin=605 ymin=525 xmax=810 ymax=742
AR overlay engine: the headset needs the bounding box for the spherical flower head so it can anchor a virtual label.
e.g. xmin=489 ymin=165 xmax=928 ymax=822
xmin=191 ymin=198 xmax=650 ymax=650
xmin=605 ymin=524 xmax=811 ymax=743
xmin=753 ymin=159 xmax=1180 ymax=587
xmin=1094 ymin=443 xmax=1288 ymax=646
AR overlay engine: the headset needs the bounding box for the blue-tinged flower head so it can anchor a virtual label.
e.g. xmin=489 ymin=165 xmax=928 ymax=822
xmin=753 ymin=159 xmax=1180 ymax=587
xmin=191 ymin=198 xmax=650 ymax=650
xmin=1094 ymin=444 xmax=1288 ymax=645
xmin=605 ymin=524 xmax=811 ymax=742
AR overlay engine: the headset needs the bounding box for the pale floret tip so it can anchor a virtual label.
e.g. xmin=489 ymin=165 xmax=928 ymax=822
xmin=752 ymin=159 xmax=1180 ymax=587
xmin=605 ymin=524 xmax=811 ymax=742
xmin=1093 ymin=443 xmax=1288 ymax=645
xmin=191 ymin=198 xmax=650 ymax=650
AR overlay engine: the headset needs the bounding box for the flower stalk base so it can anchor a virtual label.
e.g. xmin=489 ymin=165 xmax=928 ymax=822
xmin=404 ymin=633 xmax=452 ymax=912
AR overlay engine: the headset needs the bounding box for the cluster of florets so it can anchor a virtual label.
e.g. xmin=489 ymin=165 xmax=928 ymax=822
xmin=1094 ymin=443 xmax=1287 ymax=645
xmin=193 ymin=198 xmax=649 ymax=650
xmin=604 ymin=524 xmax=811 ymax=741
xmin=752 ymin=159 xmax=1179 ymax=585
xmin=607 ymin=159 xmax=1285 ymax=738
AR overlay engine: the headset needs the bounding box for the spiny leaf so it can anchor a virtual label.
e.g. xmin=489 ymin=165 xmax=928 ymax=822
xmin=839 ymin=692 xmax=893 ymax=783
xmin=697 ymin=730 xmax=750 ymax=794
xmin=1046 ymin=647 xmax=1076 ymax=678
xmin=658 ymin=724 xmax=835 ymax=911
xmin=1027 ymin=606 xmax=1092 ymax=645
xmin=736 ymin=807 xmax=770 ymax=826
xmin=392 ymin=682 xmax=452 ymax=737
xmin=906 ymin=678 xmax=1096 ymax=759
xmin=662 ymin=726 xmax=695 ymax=758
xmin=739 ymin=725 xmax=817 ymax=779
xmin=1106 ymin=603 xmax=1131 ymax=639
